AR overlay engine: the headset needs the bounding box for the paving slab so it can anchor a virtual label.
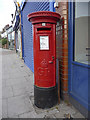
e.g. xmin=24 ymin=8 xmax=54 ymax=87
xmin=5 ymin=77 xmax=27 ymax=86
xmin=19 ymin=111 xmax=39 ymax=118
xmin=7 ymin=95 xmax=32 ymax=117
xmin=2 ymin=86 xmax=14 ymax=99
xmin=2 ymin=49 xmax=85 ymax=119
xmin=2 ymin=99 xmax=8 ymax=118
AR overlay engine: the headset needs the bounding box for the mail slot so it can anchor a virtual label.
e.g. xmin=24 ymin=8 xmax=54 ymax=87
xmin=37 ymin=27 xmax=51 ymax=31
xmin=28 ymin=11 xmax=60 ymax=108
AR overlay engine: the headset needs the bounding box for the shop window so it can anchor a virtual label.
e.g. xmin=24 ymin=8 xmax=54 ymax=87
xmin=75 ymin=2 xmax=90 ymax=64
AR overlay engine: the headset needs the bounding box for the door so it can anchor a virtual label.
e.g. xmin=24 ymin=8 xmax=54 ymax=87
xmin=34 ymin=24 xmax=56 ymax=88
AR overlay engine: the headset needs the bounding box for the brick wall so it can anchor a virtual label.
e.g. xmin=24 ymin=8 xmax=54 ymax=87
xmin=56 ymin=1 xmax=68 ymax=100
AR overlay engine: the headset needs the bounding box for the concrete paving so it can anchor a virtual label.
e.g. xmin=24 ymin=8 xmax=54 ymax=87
xmin=1 ymin=49 xmax=85 ymax=119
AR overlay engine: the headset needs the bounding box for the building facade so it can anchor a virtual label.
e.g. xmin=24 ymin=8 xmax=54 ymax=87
xmin=21 ymin=1 xmax=55 ymax=72
xmin=14 ymin=0 xmax=90 ymax=118
xmin=7 ymin=26 xmax=15 ymax=50
xmin=55 ymin=1 xmax=90 ymax=118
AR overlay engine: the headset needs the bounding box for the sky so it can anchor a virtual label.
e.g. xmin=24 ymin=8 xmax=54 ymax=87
xmin=0 ymin=0 xmax=16 ymax=31
xmin=0 ymin=0 xmax=89 ymax=32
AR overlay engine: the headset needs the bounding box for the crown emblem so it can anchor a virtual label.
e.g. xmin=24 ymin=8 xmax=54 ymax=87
xmin=40 ymin=59 xmax=48 ymax=68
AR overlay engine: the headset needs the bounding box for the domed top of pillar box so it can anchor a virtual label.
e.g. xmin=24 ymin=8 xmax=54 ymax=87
xmin=27 ymin=11 xmax=61 ymax=24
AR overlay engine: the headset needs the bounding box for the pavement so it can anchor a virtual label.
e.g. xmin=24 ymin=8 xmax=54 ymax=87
xmin=1 ymin=48 xmax=85 ymax=119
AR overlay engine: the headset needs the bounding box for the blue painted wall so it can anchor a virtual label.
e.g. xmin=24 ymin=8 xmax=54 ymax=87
xmin=88 ymin=69 xmax=90 ymax=111
xmin=21 ymin=1 xmax=55 ymax=72
xmin=68 ymin=2 xmax=90 ymax=111
xmin=71 ymin=63 xmax=88 ymax=109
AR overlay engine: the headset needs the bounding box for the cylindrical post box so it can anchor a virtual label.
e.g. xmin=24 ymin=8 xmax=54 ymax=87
xmin=28 ymin=11 xmax=60 ymax=108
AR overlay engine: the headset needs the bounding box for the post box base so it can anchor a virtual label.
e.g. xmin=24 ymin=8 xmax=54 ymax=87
xmin=34 ymin=85 xmax=58 ymax=109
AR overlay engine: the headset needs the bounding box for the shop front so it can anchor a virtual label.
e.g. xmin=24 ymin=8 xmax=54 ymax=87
xmin=68 ymin=2 xmax=90 ymax=118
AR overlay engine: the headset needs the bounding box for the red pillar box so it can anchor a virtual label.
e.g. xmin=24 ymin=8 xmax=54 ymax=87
xmin=28 ymin=11 xmax=60 ymax=108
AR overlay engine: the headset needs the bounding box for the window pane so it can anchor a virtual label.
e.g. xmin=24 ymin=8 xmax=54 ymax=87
xmin=75 ymin=2 xmax=90 ymax=65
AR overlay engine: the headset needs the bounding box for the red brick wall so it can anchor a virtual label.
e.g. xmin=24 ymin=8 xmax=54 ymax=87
xmin=56 ymin=1 xmax=68 ymax=100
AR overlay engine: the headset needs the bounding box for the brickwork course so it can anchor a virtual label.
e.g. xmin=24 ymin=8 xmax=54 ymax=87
xmin=1 ymin=49 xmax=85 ymax=119
xmin=56 ymin=1 xmax=69 ymax=100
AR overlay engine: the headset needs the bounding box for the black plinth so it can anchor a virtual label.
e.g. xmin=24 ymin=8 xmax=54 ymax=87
xmin=34 ymin=85 xmax=58 ymax=109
